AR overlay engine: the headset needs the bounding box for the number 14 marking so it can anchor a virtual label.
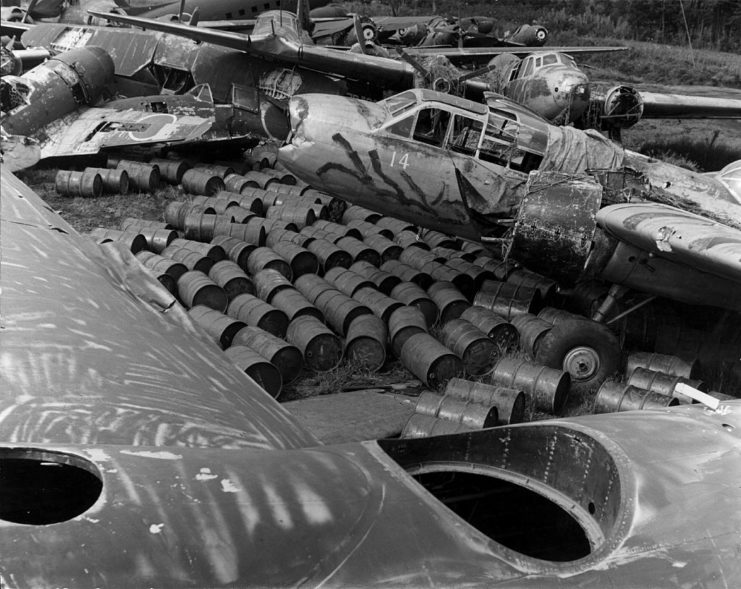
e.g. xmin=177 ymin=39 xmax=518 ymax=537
xmin=390 ymin=151 xmax=410 ymax=170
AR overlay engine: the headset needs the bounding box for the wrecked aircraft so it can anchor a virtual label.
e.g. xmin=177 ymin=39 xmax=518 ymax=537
xmin=279 ymin=88 xmax=741 ymax=317
xmin=3 ymin=165 xmax=741 ymax=587
xmin=0 ymin=46 xmax=217 ymax=169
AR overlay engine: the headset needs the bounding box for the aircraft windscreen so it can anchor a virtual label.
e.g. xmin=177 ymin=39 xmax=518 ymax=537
xmin=560 ymin=54 xmax=577 ymax=67
xmin=542 ymin=54 xmax=558 ymax=66
xmin=253 ymin=11 xmax=298 ymax=36
xmin=382 ymin=91 xmax=418 ymax=116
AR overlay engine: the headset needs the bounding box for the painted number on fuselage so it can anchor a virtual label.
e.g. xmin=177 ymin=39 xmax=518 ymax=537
xmin=390 ymin=151 xmax=410 ymax=170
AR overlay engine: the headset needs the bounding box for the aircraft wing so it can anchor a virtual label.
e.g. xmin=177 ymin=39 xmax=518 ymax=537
xmin=639 ymin=90 xmax=741 ymax=119
xmin=89 ymin=10 xmax=416 ymax=86
xmin=0 ymin=167 xmax=318 ymax=449
xmin=597 ymin=201 xmax=741 ymax=283
xmin=36 ymin=105 xmax=213 ymax=160
xmin=404 ymin=45 xmax=628 ymax=58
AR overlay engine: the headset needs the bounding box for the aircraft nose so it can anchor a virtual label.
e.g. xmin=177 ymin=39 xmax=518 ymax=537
xmin=554 ymin=74 xmax=591 ymax=122
xmin=287 ymin=96 xmax=311 ymax=146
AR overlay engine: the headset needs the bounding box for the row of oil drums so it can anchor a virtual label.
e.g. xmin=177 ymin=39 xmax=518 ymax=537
xmin=91 ymin=202 xmax=583 ymax=415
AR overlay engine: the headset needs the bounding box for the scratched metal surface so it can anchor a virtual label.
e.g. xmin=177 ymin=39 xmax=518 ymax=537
xmin=0 ymin=168 xmax=318 ymax=450
xmin=598 ymin=202 xmax=741 ymax=284
xmin=1 ymin=403 xmax=741 ymax=587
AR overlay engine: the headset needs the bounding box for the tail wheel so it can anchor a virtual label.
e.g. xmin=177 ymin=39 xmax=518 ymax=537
xmin=536 ymin=319 xmax=621 ymax=395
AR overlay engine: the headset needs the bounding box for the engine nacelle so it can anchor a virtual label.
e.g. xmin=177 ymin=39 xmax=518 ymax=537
xmin=1 ymin=47 xmax=114 ymax=137
xmin=602 ymin=85 xmax=644 ymax=129
xmin=508 ymin=171 xmax=603 ymax=285
xmin=505 ymin=24 xmax=548 ymax=46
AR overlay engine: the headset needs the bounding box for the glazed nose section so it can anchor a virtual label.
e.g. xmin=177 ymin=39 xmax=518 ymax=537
xmin=553 ymin=72 xmax=591 ymax=122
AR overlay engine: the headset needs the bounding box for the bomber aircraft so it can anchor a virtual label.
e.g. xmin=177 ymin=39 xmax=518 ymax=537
xmin=278 ymin=88 xmax=741 ymax=385
xmin=3 ymin=163 xmax=741 ymax=587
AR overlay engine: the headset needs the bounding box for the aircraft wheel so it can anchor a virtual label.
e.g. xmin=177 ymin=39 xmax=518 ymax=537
xmin=535 ymin=319 xmax=621 ymax=395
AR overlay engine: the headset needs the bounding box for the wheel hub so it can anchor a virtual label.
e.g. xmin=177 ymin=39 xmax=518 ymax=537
xmin=563 ymin=346 xmax=601 ymax=381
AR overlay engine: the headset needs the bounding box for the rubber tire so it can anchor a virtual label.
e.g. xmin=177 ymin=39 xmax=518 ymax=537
xmin=535 ymin=318 xmax=621 ymax=395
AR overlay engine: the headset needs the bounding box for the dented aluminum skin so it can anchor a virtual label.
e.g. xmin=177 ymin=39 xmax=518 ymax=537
xmin=3 ymin=169 xmax=741 ymax=587
xmin=279 ymin=89 xmax=741 ymax=310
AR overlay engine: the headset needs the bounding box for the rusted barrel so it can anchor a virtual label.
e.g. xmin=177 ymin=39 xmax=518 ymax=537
xmin=381 ymin=260 xmax=433 ymax=289
xmin=163 ymin=247 xmax=214 ymax=273
xmin=150 ymin=158 xmax=190 ymax=184
xmin=506 ymin=268 xmax=558 ymax=302
xmin=324 ymin=267 xmax=375 ymax=297
xmin=510 ymin=313 xmax=553 ymax=357
xmin=300 ymin=225 xmax=338 ymax=243
xmin=315 ymin=290 xmax=371 ymax=336
xmin=227 ymin=293 xmax=289 ymax=338
xmin=210 ymin=235 xmax=256 ymax=271
xmin=312 ymin=220 xmax=361 ymax=239
xmin=389 ymin=281 xmax=438 ymax=328
xmin=84 ymin=167 xmax=128 ymax=195
xmin=489 ymin=357 xmax=570 ymax=415
xmin=399 ymin=247 xmax=437 ymax=268
xmin=434 ymin=247 xmax=474 ymax=262
xmin=224 ymin=173 xmax=260 ymax=193
xmin=232 ymin=325 xmax=303 ymax=386
xmin=181 ymin=212 xmax=222 ymax=242
xmin=212 ymin=217 xmax=268 ymax=246
xmin=344 ymin=314 xmax=387 ymax=372
xmin=400 ymin=414 xmax=474 ymax=438
xmin=117 ymin=161 xmax=159 ymax=193
xmin=422 ymin=261 xmax=476 ymax=300
xmin=164 ymin=201 xmax=206 ymax=228
xmin=177 ymin=270 xmax=228 ymax=311
xmin=307 ymin=239 xmax=353 ymax=272
xmin=271 ymin=288 xmax=324 ymax=322
xmin=388 ymin=305 xmax=428 ymax=357
xmin=182 ymin=169 xmax=226 ymax=196
xmin=625 ymin=352 xmax=698 ymax=380
xmin=445 ymin=257 xmax=495 ymax=289
xmin=415 ymin=392 xmax=498 ymax=429
xmin=266 ymin=228 xmax=305 ymax=248
xmin=353 ymin=286 xmax=403 ymax=323
xmin=193 ymin=163 xmax=234 ymax=178
xmin=400 ymin=332 xmax=463 ymax=389
xmin=593 ymin=380 xmax=679 ymax=413
xmin=55 ymin=170 xmax=103 ymax=198
xmin=136 ymin=228 xmax=177 ymax=254
xmin=473 ymin=280 xmax=542 ymax=320
xmin=343 ymin=205 xmax=382 ymax=224
xmin=136 ymin=251 xmax=188 ymax=282
xmin=286 ymin=315 xmax=343 ymax=372
xmin=293 ymin=274 xmax=335 ymax=304
xmin=190 ymin=193 xmax=240 ymax=212
xmin=247 ymin=247 xmax=292 ymax=280
xmin=270 ymin=183 xmax=310 ymax=199
xmin=222 ymin=205 xmax=255 ymax=224
xmin=351 ymin=262 xmax=402 ymax=295
xmin=240 ymin=187 xmax=282 ymax=207
xmin=377 ymin=216 xmax=416 ymax=235
xmin=420 ymin=229 xmax=457 ymax=250
xmin=395 ymin=230 xmax=430 ymax=250
xmin=627 ymin=367 xmax=705 ymax=403
xmin=459 ymin=240 xmax=485 ymax=257
xmin=270 ymin=241 xmax=319 ymax=278
xmin=346 ymin=218 xmax=391 ymax=238
xmin=169 ymin=238 xmax=226 ymax=261
xmin=260 ymin=167 xmax=297 ymax=184
xmin=441 ymin=319 xmax=499 ymax=377
xmin=248 ymin=145 xmax=277 ymax=169
xmin=89 ymin=228 xmax=147 ymax=253
xmin=265 ymin=204 xmax=316 ymax=229
xmin=243 ymin=170 xmax=280 ymax=189
xmin=363 ymin=233 xmax=402 ymax=264
xmin=209 ymin=260 xmax=254 ymax=301
xmin=460 ymin=306 xmax=519 ymax=352
xmin=427 ymin=281 xmax=469 ymax=325
xmin=253 ymin=268 xmax=294 ymax=303
xmin=445 ymin=378 xmax=526 ymax=425
xmin=222 ymin=192 xmax=264 ymax=215
xmin=224 ymin=345 xmax=282 ymax=398
xmin=188 ymin=305 xmax=246 ymax=349
xmin=473 ymin=255 xmax=516 ymax=281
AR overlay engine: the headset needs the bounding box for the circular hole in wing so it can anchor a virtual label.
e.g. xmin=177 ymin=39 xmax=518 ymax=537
xmin=0 ymin=448 xmax=103 ymax=525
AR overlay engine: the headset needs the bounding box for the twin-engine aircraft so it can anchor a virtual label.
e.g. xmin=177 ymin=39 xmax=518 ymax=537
xmin=3 ymin=155 xmax=741 ymax=588
xmin=279 ymin=88 xmax=741 ymax=315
